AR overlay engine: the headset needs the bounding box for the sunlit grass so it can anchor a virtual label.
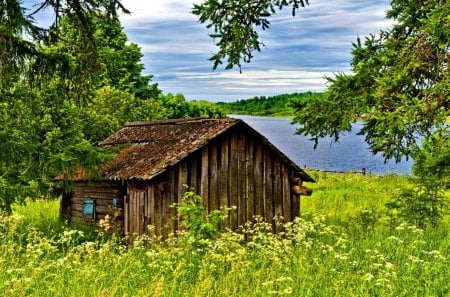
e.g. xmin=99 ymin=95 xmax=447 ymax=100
xmin=303 ymin=171 xmax=411 ymax=220
xmin=1 ymin=173 xmax=449 ymax=296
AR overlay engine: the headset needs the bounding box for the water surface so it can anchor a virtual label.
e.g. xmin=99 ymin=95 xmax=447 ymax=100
xmin=231 ymin=115 xmax=412 ymax=175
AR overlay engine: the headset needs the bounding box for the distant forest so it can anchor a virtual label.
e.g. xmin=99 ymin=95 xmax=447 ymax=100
xmin=217 ymin=92 xmax=325 ymax=118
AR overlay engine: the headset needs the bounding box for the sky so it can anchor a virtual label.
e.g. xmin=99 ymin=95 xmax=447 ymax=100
xmin=25 ymin=0 xmax=394 ymax=102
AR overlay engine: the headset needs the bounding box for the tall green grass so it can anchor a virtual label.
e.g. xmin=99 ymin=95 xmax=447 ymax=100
xmin=303 ymin=172 xmax=409 ymax=217
xmin=1 ymin=173 xmax=448 ymax=296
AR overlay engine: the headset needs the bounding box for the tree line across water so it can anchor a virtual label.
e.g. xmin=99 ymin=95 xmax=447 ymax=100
xmin=216 ymin=92 xmax=325 ymax=118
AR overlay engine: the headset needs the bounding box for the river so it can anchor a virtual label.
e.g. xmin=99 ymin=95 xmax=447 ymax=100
xmin=230 ymin=115 xmax=412 ymax=175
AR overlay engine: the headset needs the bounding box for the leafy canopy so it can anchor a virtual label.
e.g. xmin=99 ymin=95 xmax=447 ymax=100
xmin=291 ymin=0 xmax=449 ymax=162
xmin=193 ymin=0 xmax=309 ymax=72
xmin=0 ymin=1 xmax=224 ymax=212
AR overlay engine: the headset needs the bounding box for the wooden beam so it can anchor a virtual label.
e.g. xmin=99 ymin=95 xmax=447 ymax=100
xmin=291 ymin=185 xmax=313 ymax=196
xmin=246 ymin=137 xmax=255 ymax=223
xmin=254 ymin=143 xmax=264 ymax=219
xmin=229 ymin=133 xmax=239 ymax=229
xmin=282 ymin=164 xmax=291 ymax=221
xmin=209 ymin=142 xmax=219 ymax=213
xmin=220 ymin=137 xmax=230 ymax=229
xmin=237 ymin=133 xmax=246 ymax=227
xmin=154 ymin=185 xmax=162 ymax=237
xmin=200 ymin=147 xmax=209 ymax=211
xmin=263 ymin=149 xmax=274 ymax=230
xmin=273 ymin=157 xmax=283 ymax=232
xmin=148 ymin=185 xmax=155 ymax=236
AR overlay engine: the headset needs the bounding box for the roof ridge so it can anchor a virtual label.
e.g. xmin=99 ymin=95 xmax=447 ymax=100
xmin=125 ymin=117 xmax=238 ymax=127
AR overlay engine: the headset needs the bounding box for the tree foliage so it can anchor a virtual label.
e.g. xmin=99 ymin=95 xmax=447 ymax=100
xmin=292 ymin=0 xmax=449 ymax=162
xmin=0 ymin=83 xmax=111 ymax=212
xmin=1 ymin=0 xmax=128 ymax=86
xmin=193 ymin=0 xmax=309 ymax=71
xmin=289 ymin=0 xmax=449 ymax=226
xmin=217 ymin=92 xmax=324 ymax=118
xmin=0 ymin=1 xmax=224 ymax=212
xmin=387 ymin=128 xmax=449 ymax=228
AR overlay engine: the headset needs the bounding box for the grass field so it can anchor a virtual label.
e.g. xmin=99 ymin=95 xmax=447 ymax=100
xmin=1 ymin=173 xmax=449 ymax=296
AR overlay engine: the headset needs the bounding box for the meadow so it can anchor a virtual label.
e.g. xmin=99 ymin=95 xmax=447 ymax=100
xmin=1 ymin=172 xmax=449 ymax=296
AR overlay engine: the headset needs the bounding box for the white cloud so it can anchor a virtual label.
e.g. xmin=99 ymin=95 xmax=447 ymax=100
xmin=22 ymin=0 xmax=393 ymax=101
xmin=119 ymin=0 xmax=393 ymax=101
xmin=120 ymin=0 xmax=203 ymax=26
xmin=155 ymin=69 xmax=342 ymax=101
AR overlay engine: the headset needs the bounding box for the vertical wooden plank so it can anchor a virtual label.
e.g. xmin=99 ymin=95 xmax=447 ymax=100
xmin=163 ymin=172 xmax=176 ymax=234
xmin=292 ymin=194 xmax=300 ymax=218
xmin=254 ymin=143 xmax=264 ymax=218
xmin=129 ymin=190 xmax=134 ymax=235
xmin=178 ymin=161 xmax=188 ymax=231
xmin=273 ymin=157 xmax=283 ymax=219
xmin=134 ymin=191 xmax=140 ymax=235
xmin=229 ymin=134 xmax=239 ymax=229
xmin=148 ymin=185 xmax=155 ymax=236
xmin=129 ymin=187 xmax=133 ymax=235
xmin=200 ymin=147 xmax=209 ymax=211
xmin=264 ymin=150 xmax=274 ymax=230
xmin=178 ymin=161 xmax=188 ymax=193
xmin=130 ymin=190 xmax=136 ymax=235
xmin=246 ymin=137 xmax=255 ymax=223
xmin=237 ymin=133 xmax=246 ymax=227
xmin=136 ymin=191 xmax=140 ymax=236
xmin=177 ymin=162 xmax=187 ymax=204
xmin=140 ymin=190 xmax=145 ymax=236
xmin=154 ymin=185 xmax=162 ymax=237
xmin=144 ymin=189 xmax=148 ymax=235
xmin=219 ymin=137 xmax=230 ymax=229
xmin=160 ymin=181 xmax=168 ymax=237
xmin=281 ymin=164 xmax=292 ymax=221
xmin=189 ymin=155 xmax=199 ymax=193
xmin=172 ymin=167 xmax=179 ymax=231
xmin=124 ymin=186 xmax=129 ymax=235
xmin=209 ymin=143 xmax=219 ymax=213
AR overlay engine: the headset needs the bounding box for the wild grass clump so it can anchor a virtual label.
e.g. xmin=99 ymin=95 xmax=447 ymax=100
xmin=0 ymin=173 xmax=449 ymax=296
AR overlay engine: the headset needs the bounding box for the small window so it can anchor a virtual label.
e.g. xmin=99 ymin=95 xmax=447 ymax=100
xmin=83 ymin=199 xmax=95 ymax=220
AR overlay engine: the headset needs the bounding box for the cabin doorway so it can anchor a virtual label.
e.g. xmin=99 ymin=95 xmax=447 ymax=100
xmin=125 ymin=188 xmax=149 ymax=236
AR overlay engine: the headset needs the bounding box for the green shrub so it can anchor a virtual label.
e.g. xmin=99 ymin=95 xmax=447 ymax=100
xmin=387 ymin=130 xmax=449 ymax=229
xmin=175 ymin=188 xmax=229 ymax=249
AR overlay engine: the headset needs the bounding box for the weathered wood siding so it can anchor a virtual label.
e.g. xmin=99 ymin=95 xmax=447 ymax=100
xmin=125 ymin=129 xmax=302 ymax=236
xmin=69 ymin=181 xmax=124 ymax=227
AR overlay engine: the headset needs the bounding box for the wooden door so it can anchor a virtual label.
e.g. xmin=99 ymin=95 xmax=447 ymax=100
xmin=125 ymin=188 xmax=148 ymax=236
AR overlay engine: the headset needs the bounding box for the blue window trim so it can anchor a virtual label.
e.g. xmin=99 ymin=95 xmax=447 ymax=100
xmin=82 ymin=199 xmax=95 ymax=220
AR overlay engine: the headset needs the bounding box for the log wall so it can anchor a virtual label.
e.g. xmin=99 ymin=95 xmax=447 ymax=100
xmin=68 ymin=181 xmax=124 ymax=227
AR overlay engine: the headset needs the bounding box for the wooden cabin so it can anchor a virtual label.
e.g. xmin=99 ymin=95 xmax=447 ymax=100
xmin=59 ymin=118 xmax=314 ymax=236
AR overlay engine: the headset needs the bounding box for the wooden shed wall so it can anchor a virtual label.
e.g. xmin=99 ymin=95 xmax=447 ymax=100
xmin=125 ymin=129 xmax=300 ymax=236
xmin=67 ymin=181 xmax=124 ymax=227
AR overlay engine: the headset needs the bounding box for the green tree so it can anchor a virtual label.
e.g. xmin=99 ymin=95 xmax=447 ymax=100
xmin=290 ymin=0 xmax=449 ymax=226
xmin=0 ymin=1 xmax=127 ymax=211
xmin=387 ymin=128 xmax=449 ymax=228
xmin=0 ymin=83 xmax=110 ymax=212
xmin=193 ymin=0 xmax=309 ymax=71
xmin=33 ymin=13 xmax=160 ymax=104
xmin=92 ymin=16 xmax=159 ymax=99
xmin=1 ymin=1 xmax=227 ymax=213
xmin=291 ymin=0 xmax=449 ymax=162
xmin=217 ymin=92 xmax=324 ymax=117
xmin=1 ymin=0 xmax=129 ymax=87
